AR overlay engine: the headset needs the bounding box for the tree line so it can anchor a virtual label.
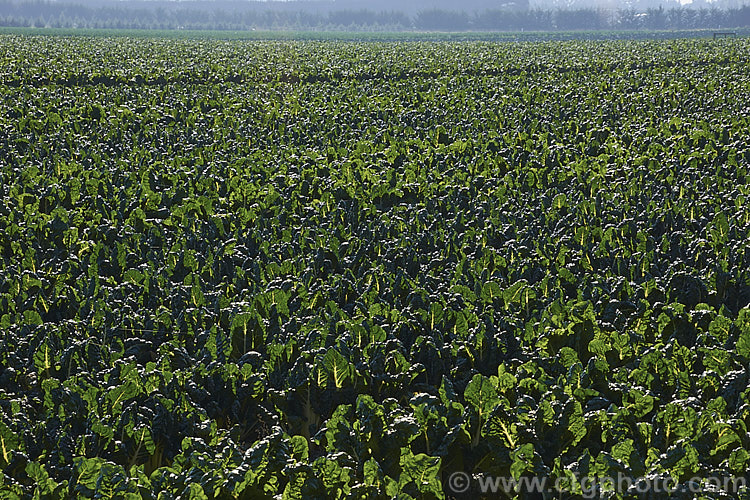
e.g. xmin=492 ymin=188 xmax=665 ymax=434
xmin=1 ymin=1 xmax=750 ymax=31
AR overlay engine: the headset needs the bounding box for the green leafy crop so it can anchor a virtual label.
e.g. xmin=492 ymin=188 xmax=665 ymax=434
xmin=1 ymin=34 xmax=750 ymax=499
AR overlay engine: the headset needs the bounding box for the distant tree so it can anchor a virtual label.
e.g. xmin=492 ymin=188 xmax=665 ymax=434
xmin=555 ymin=8 xmax=605 ymax=30
xmin=526 ymin=9 xmax=554 ymax=30
xmin=473 ymin=9 xmax=510 ymax=30
xmin=642 ymin=7 xmax=666 ymax=29
xmin=728 ymin=5 xmax=750 ymax=27
xmin=327 ymin=10 xmax=377 ymax=27
xmin=1 ymin=0 xmax=750 ymax=32
xmin=685 ymin=8 xmax=700 ymax=28
xmin=617 ymin=8 xmax=643 ymax=29
xmin=700 ymin=7 xmax=726 ymax=28
xmin=473 ymin=4 xmax=541 ymax=30
xmin=415 ymin=9 xmax=469 ymax=31
xmin=376 ymin=10 xmax=411 ymax=29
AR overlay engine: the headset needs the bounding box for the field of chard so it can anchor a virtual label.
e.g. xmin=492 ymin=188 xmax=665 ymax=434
xmin=2 ymin=34 xmax=750 ymax=499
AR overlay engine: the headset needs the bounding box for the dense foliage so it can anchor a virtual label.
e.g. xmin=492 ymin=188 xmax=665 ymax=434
xmin=1 ymin=35 xmax=750 ymax=498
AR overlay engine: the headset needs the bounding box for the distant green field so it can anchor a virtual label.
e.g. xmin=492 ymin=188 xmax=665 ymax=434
xmin=0 ymin=26 xmax=748 ymax=41
xmin=1 ymin=33 xmax=750 ymax=499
